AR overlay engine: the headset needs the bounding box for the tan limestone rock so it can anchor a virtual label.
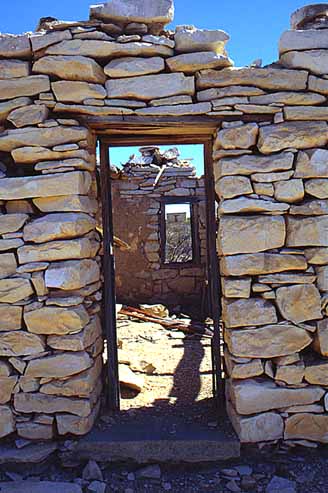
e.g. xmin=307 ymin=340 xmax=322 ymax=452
xmin=222 ymin=298 xmax=277 ymax=328
xmin=119 ymin=364 xmax=144 ymax=392
xmin=56 ymin=401 xmax=100 ymax=435
xmin=198 ymin=86 xmax=265 ymax=101
xmin=305 ymin=179 xmax=328 ymax=199
xmin=35 ymin=158 xmax=94 ymax=173
xmin=0 ymin=377 xmax=18 ymax=404
xmin=105 ymin=73 xmax=194 ymax=100
xmin=274 ymin=179 xmax=304 ymax=203
xmin=0 ymin=76 xmax=50 ymax=102
xmin=309 ymin=74 xmax=328 ymax=95
xmin=90 ymin=0 xmax=174 ymax=25
xmin=40 ymin=356 xmax=102 ymax=397
xmin=33 ymin=56 xmax=106 ymax=84
xmin=0 ymin=97 xmax=32 ymax=123
xmin=258 ymin=121 xmax=328 ymax=154
xmin=287 ymin=216 xmax=328 ymax=247
xmin=215 ymin=152 xmax=294 ymax=178
xmin=105 ymin=56 xmax=164 ymax=77
xmin=219 ymin=197 xmax=289 ymax=214
xmin=276 ymin=284 xmax=322 ymax=323
xmin=0 ymin=332 xmax=45 ymax=357
xmin=167 ymin=52 xmax=232 ymax=72
xmin=45 ymin=40 xmax=173 ymax=58
xmin=7 ymin=105 xmax=49 ymax=128
xmin=227 ymin=401 xmax=283 ymax=443
xmin=0 ymin=172 xmax=91 ymax=201
xmin=33 ymin=195 xmax=97 ymax=214
xmin=305 ymin=248 xmax=328 ymax=265
xmin=0 ymin=214 xmax=28 ymax=235
xmin=135 ymin=102 xmax=210 ymax=116
xmin=275 ymin=362 xmax=305 ymax=385
xmin=175 ymin=26 xmax=229 ymax=53
xmin=257 ymin=272 xmax=316 ymax=284
xmin=23 ymin=213 xmax=95 ymax=243
xmin=24 ymin=305 xmax=90 ymax=335
xmin=0 ymin=60 xmax=30 ymax=79
xmin=14 ymin=392 xmax=92 ymax=417
xmin=290 ymin=200 xmax=328 ymax=216
xmin=53 ymin=103 xmax=133 ymax=116
xmin=25 ymin=351 xmax=92 ymax=378
xmin=305 ymin=361 xmax=328 ymax=385
xmin=0 ymin=34 xmax=31 ymax=58
xmin=16 ymin=422 xmax=53 ymax=440
xmin=295 ymin=149 xmax=328 ymax=178
xmin=30 ymin=30 xmax=72 ymax=52
xmin=249 ymin=91 xmax=326 ymax=106
xmin=18 ymin=238 xmax=98 ymax=264
xmin=280 ymin=50 xmax=328 ymax=75
xmin=225 ymin=324 xmax=312 ymax=358
xmin=150 ymin=95 xmax=192 ymax=106
xmin=45 ymin=259 xmax=100 ymax=290
xmin=273 ymin=354 xmax=300 ymax=366
xmin=52 ymin=81 xmax=106 ymax=103
xmin=228 ymin=378 xmax=324 ymax=415
xmin=0 ymin=278 xmax=33 ymax=303
xmin=224 ymin=350 xmax=263 ymax=379
xmin=284 ymin=106 xmax=328 ymax=121
xmin=280 ymin=29 xmax=328 ymax=54
xmin=196 ymin=67 xmax=308 ymax=91
xmin=216 ymin=123 xmax=258 ymax=150
xmin=0 ymin=253 xmax=17 ymax=280
xmin=218 ymin=215 xmax=285 ymax=255
xmin=0 ymin=405 xmax=15 ymax=438
xmin=19 ymin=377 xmax=40 ymax=393
xmin=317 ymin=265 xmax=328 ymax=291
xmin=215 ymin=176 xmax=253 ymax=199
xmin=47 ymin=315 xmax=101 ymax=351
xmin=285 ymin=413 xmax=328 ymax=443
xmin=0 ymin=361 xmax=11 ymax=376
xmin=313 ymin=319 xmax=328 ymax=356
xmin=221 ymin=277 xmax=251 ymax=298
xmin=0 ymin=305 xmax=22 ymax=331
xmin=6 ymin=200 xmax=34 ymax=215
xmin=253 ymin=182 xmax=274 ymax=197
xmin=12 ymin=146 xmax=93 ymax=164
xmin=0 ymin=125 xmax=88 ymax=153
xmin=220 ymin=253 xmax=307 ymax=277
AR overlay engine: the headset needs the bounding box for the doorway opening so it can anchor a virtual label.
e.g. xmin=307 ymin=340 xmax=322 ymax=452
xmin=99 ymin=134 xmax=223 ymax=428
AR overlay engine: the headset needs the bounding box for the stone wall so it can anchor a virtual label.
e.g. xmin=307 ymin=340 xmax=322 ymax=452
xmin=112 ymin=163 xmax=207 ymax=307
xmin=214 ymin=5 xmax=328 ymax=444
xmin=0 ymin=0 xmax=327 ymax=444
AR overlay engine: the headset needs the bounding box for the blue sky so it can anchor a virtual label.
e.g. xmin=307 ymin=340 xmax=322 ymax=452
xmin=2 ymin=0 xmax=307 ymax=67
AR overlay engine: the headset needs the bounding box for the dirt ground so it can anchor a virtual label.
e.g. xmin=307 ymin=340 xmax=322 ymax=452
xmin=115 ymin=316 xmax=216 ymax=424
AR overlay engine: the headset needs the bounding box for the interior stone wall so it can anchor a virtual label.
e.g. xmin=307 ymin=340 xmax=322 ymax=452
xmin=112 ymin=166 xmax=207 ymax=307
xmin=0 ymin=0 xmax=327 ymax=444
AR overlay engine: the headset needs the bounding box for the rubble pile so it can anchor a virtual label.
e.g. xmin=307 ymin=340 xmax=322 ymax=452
xmin=121 ymin=146 xmax=194 ymax=174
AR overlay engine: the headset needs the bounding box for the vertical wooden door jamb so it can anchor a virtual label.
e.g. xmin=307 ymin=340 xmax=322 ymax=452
xmin=99 ymin=140 xmax=120 ymax=411
xmin=204 ymin=140 xmax=224 ymax=413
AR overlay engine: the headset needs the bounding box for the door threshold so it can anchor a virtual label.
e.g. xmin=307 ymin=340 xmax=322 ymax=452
xmin=72 ymin=413 xmax=240 ymax=464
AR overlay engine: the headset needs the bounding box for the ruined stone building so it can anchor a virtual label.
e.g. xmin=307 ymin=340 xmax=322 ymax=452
xmin=112 ymin=146 xmax=207 ymax=309
xmin=0 ymin=0 xmax=327 ymax=451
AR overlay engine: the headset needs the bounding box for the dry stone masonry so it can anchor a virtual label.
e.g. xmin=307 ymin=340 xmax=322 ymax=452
xmin=0 ymin=0 xmax=327 ymax=445
xmin=111 ymin=146 xmax=207 ymax=306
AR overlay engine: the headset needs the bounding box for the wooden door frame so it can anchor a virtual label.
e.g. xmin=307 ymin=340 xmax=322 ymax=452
xmin=98 ymin=127 xmax=224 ymax=412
